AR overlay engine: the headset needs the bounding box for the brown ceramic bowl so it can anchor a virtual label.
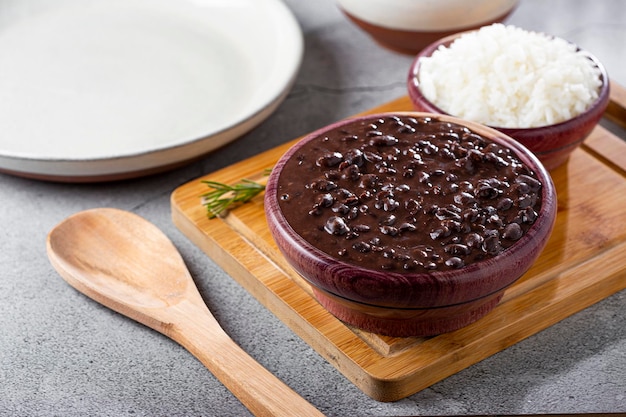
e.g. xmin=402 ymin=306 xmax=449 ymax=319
xmin=265 ymin=112 xmax=557 ymax=337
xmin=407 ymin=31 xmax=610 ymax=171
xmin=336 ymin=0 xmax=518 ymax=54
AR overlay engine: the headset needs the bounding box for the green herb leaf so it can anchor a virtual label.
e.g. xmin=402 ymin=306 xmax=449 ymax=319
xmin=201 ymin=173 xmax=269 ymax=218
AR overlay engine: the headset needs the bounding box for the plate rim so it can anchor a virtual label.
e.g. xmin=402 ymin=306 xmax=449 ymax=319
xmin=0 ymin=0 xmax=303 ymax=181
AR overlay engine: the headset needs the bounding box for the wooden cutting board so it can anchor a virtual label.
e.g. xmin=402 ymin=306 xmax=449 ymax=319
xmin=171 ymin=81 xmax=626 ymax=402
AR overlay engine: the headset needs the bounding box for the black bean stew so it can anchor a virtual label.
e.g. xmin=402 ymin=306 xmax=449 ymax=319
xmin=276 ymin=115 xmax=543 ymax=272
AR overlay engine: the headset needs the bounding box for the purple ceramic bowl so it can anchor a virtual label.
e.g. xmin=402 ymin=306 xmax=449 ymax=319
xmin=265 ymin=112 xmax=557 ymax=337
xmin=407 ymin=32 xmax=610 ymax=171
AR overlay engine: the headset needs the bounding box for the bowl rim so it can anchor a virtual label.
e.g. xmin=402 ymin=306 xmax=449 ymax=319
xmin=336 ymin=0 xmax=520 ymax=32
xmin=407 ymin=30 xmax=611 ymax=133
xmin=264 ymin=111 xmax=557 ymax=308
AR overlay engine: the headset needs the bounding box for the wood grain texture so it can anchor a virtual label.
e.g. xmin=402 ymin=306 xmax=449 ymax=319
xmin=47 ymin=208 xmax=323 ymax=417
xmin=171 ymin=83 xmax=626 ymax=402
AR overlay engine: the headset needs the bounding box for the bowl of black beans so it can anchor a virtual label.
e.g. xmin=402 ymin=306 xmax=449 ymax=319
xmin=265 ymin=112 xmax=557 ymax=337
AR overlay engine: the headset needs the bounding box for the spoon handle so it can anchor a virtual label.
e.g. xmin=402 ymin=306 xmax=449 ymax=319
xmin=165 ymin=300 xmax=324 ymax=417
xmin=47 ymin=207 xmax=323 ymax=416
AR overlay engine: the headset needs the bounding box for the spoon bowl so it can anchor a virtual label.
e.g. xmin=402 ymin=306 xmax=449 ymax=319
xmin=47 ymin=208 xmax=321 ymax=417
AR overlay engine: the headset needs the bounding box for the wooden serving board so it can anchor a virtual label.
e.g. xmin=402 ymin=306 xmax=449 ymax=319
xmin=171 ymin=81 xmax=626 ymax=402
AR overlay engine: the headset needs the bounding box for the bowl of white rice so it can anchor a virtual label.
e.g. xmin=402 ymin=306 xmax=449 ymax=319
xmin=407 ymin=24 xmax=610 ymax=170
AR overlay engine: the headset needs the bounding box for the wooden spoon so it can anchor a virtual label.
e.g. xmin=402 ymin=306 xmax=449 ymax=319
xmin=46 ymin=208 xmax=322 ymax=417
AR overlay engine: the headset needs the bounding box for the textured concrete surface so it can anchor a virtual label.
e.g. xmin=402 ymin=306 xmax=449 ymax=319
xmin=1 ymin=1 xmax=625 ymax=416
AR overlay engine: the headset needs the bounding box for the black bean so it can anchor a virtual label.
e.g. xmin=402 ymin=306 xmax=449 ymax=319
xmin=430 ymin=226 xmax=450 ymax=240
xmin=518 ymin=193 xmax=537 ymax=208
xmin=405 ymin=199 xmax=421 ymax=214
xmin=345 ymin=196 xmax=360 ymax=206
xmin=308 ymin=205 xmax=322 ymax=216
xmin=465 ymin=232 xmax=484 ymax=248
xmin=497 ymin=197 xmax=514 ymax=211
xmin=347 ymin=207 xmax=359 ymax=220
xmin=380 ymin=214 xmax=397 ymax=226
xmin=445 ymin=257 xmax=465 ymax=269
xmin=369 ymin=135 xmax=398 ymax=146
xmin=475 ymin=181 xmax=502 ymax=199
xmin=366 ymin=130 xmax=383 ymax=137
xmin=459 ymin=181 xmax=474 ymax=192
xmin=518 ymin=207 xmax=538 ymax=224
xmin=487 ymin=214 xmax=503 ymax=228
xmin=435 ymin=206 xmax=461 ymax=221
xmin=456 ymin=156 xmax=475 ymax=173
xmin=324 ymin=170 xmax=340 ymax=180
xmin=352 ymin=242 xmax=371 ymax=253
xmin=462 ymin=208 xmax=480 ymax=223
xmin=417 ymin=171 xmax=431 ymax=184
xmin=396 ymin=254 xmax=411 ymax=262
xmin=422 ymin=143 xmax=438 ymax=155
xmin=468 ymin=149 xmax=485 ymax=162
xmin=442 ymin=219 xmax=462 ymax=233
xmin=445 ymin=183 xmax=458 ymax=195
xmin=449 ymin=236 xmax=462 ymax=244
xmin=452 ymin=144 xmax=469 ymax=158
xmin=502 ymin=223 xmax=523 ymax=241
xmin=513 ymin=182 xmax=531 ymax=195
xmin=358 ymin=191 xmax=372 ymax=201
xmin=344 ymin=149 xmax=364 ymax=166
xmin=482 ymin=232 xmax=501 ymax=255
xmin=316 ymin=152 xmax=343 ymax=167
xmin=341 ymin=164 xmax=361 ymax=181
xmin=486 ymin=152 xmax=510 ymax=167
xmin=358 ymin=174 xmax=378 ymax=189
xmin=398 ymin=124 xmax=416 ymax=134
xmin=332 ymin=203 xmax=350 ymax=214
xmin=375 ymin=197 xmax=399 ymax=212
xmin=439 ymin=147 xmax=456 ymax=160
xmin=378 ymin=166 xmax=397 ymax=175
xmin=399 ymin=222 xmax=416 ymax=232
xmin=308 ymin=179 xmax=337 ymax=191
xmin=318 ymin=193 xmax=334 ymax=207
xmin=363 ymin=151 xmax=382 ymax=163
xmin=412 ymin=247 xmax=429 ymax=259
xmin=405 ymin=117 xmax=421 ymax=125
xmin=516 ymin=174 xmax=542 ymax=192
xmin=380 ymin=225 xmax=399 ymax=236
xmin=389 ymin=116 xmax=402 ymax=125
xmin=324 ymin=216 xmax=349 ymax=235
xmin=445 ymin=244 xmax=471 ymax=256
xmin=403 ymin=260 xmax=419 ymax=270
xmin=454 ymin=192 xmax=476 ymax=206
xmin=353 ymin=224 xmax=371 ymax=232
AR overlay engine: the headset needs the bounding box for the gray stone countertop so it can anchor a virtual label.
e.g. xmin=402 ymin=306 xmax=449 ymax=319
xmin=1 ymin=0 xmax=625 ymax=416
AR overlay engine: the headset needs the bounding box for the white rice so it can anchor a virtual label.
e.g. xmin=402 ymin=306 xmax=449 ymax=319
xmin=417 ymin=24 xmax=603 ymax=128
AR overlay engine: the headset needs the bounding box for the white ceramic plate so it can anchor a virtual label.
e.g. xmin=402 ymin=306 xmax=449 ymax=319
xmin=0 ymin=0 xmax=303 ymax=181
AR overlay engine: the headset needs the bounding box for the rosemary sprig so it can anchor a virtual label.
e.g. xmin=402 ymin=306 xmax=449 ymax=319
xmin=201 ymin=171 xmax=269 ymax=218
